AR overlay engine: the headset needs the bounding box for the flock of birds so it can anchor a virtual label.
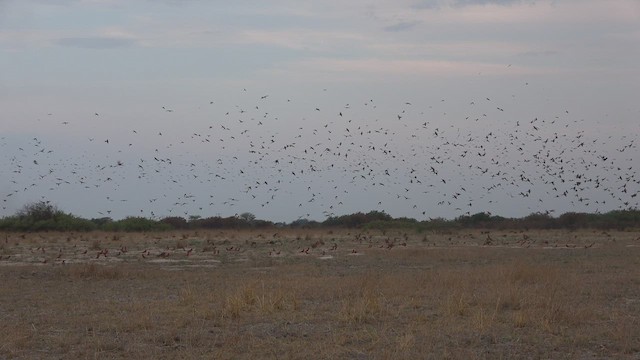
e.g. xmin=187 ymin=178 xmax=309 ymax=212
xmin=1 ymin=85 xmax=639 ymax=222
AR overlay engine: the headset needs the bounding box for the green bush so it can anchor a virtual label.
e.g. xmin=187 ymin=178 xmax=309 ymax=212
xmin=0 ymin=202 xmax=97 ymax=232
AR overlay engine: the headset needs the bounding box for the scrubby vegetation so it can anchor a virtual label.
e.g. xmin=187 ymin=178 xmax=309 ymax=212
xmin=1 ymin=201 xmax=639 ymax=232
xmin=0 ymin=201 xmax=97 ymax=232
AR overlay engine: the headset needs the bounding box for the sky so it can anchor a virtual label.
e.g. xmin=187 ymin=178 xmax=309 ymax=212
xmin=1 ymin=0 xmax=639 ymax=222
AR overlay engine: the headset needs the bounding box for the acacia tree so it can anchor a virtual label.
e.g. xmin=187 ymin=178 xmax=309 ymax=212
xmin=17 ymin=201 xmax=62 ymax=221
xmin=239 ymin=212 xmax=256 ymax=223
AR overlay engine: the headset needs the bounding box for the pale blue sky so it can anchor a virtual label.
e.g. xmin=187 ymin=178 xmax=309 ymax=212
xmin=1 ymin=0 xmax=639 ymax=221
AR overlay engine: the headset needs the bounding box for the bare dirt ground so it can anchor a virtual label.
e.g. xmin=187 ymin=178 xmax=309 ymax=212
xmin=1 ymin=228 xmax=639 ymax=359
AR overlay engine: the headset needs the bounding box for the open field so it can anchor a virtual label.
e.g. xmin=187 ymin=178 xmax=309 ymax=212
xmin=1 ymin=228 xmax=639 ymax=359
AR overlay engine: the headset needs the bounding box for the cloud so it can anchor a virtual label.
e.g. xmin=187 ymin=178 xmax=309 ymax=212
xmin=413 ymin=0 xmax=532 ymax=9
xmin=367 ymin=40 xmax=533 ymax=59
xmin=516 ymin=50 xmax=559 ymax=57
xmin=410 ymin=0 xmax=640 ymax=25
xmin=237 ymin=29 xmax=366 ymax=51
xmin=274 ymin=57 xmax=552 ymax=81
xmin=451 ymin=0 xmax=531 ymax=6
xmin=383 ymin=21 xmax=421 ymax=32
xmin=55 ymin=36 xmax=136 ymax=49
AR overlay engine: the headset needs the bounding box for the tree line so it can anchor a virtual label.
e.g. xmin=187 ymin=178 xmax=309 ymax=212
xmin=1 ymin=201 xmax=639 ymax=232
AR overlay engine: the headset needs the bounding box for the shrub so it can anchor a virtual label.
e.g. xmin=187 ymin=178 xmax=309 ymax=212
xmin=17 ymin=201 xmax=61 ymax=222
xmin=102 ymin=217 xmax=171 ymax=232
xmin=160 ymin=216 xmax=189 ymax=229
xmin=0 ymin=201 xmax=97 ymax=232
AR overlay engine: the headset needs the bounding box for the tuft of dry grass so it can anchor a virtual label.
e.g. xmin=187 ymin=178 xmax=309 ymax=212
xmin=223 ymin=281 xmax=297 ymax=319
xmin=338 ymin=291 xmax=386 ymax=324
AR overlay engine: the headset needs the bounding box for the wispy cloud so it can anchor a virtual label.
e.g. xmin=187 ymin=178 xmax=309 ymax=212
xmin=274 ymin=57 xmax=552 ymax=81
xmin=410 ymin=0 xmax=640 ymax=24
xmin=366 ymin=41 xmax=534 ymax=60
xmin=383 ymin=21 xmax=421 ymax=32
xmin=55 ymin=36 xmax=136 ymax=49
xmin=450 ymin=0 xmax=531 ymax=7
xmin=412 ymin=0 xmax=531 ymax=10
xmin=238 ymin=29 xmax=366 ymax=51
xmin=516 ymin=50 xmax=559 ymax=57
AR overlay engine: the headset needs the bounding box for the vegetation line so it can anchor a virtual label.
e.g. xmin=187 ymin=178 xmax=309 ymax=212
xmin=1 ymin=201 xmax=639 ymax=232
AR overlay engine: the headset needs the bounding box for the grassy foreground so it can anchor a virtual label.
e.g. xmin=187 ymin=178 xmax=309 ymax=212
xmin=1 ymin=229 xmax=639 ymax=359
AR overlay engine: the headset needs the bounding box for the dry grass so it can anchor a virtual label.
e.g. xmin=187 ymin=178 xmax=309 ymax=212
xmin=0 ymin=229 xmax=639 ymax=358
